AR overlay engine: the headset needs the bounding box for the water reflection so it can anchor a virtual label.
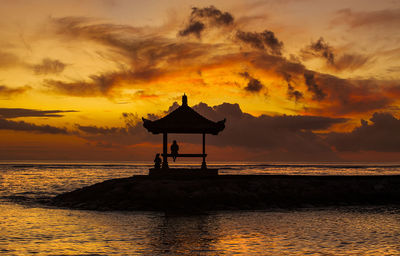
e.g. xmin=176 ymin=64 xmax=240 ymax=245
xmin=148 ymin=213 xmax=219 ymax=254
xmin=3 ymin=163 xmax=400 ymax=255
xmin=2 ymin=203 xmax=400 ymax=255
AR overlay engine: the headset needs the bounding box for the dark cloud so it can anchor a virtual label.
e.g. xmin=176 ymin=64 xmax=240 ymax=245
xmin=0 ymin=118 xmax=68 ymax=134
xmin=19 ymin=100 xmax=399 ymax=159
xmin=76 ymin=112 xmax=159 ymax=145
xmin=301 ymin=37 xmax=335 ymax=65
xmin=310 ymin=75 xmax=396 ymax=115
xmin=304 ymin=72 xmax=326 ymax=101
xmin=75 ymin=101 xmax=347 ymax=161
xmin=225 ymin=52 xmax=396 ymax=115
xmin=236 ymin=30 xmax=283 ymax=55
xmin=76 ymin=124 xmax=126 ymax=135
xmin=327 ymin=112 xmax=400 ymax=152
xmin=0 ymin=85 xmax=30 ymax=97
xmin=33 ymin=58 xmax=67 ymax=75
xmin=287 ymin=83 xmax=303 ymax=102
xmin=0 ymin=51 xmax=68 ymax=75
xmin=267 ymin=56 xmax=395 ymax=115
xmin=237 ymin=52 xmax=379 ymax=112
xmin=333 ymin=8 xmax=400 ymax=28
xmin=179 ymin=6 xmax=234 ymax=38
xmin=301 ymin=37 xmax=370 ymax=71
xmin=238 ymin=71 xmax=251 ymax=79
xmin=0 ymin=108 xmax=77 ymax=119
xmin=245 ymin=79 xmax=263 ymax=93
xmin=178 ymin=6 xmax=284 ymax=58
xmin=191 ymin=102 xmax=346 ymax=161
xmin=178 ymin=21 xmax=205 ymax=38
xmin=281 ymin=73 xmax=303 ymax=102
xmin=191 ymin=6 xmax=234 ymax=26
xmin=192 ymin=102 xmax=347 ymax=133
xmin=239 ymin=72 xmax=265 ymax=93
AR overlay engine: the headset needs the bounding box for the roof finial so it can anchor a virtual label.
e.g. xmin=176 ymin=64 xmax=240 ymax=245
xmin=182 ymin=93 xmax=188 ymax=106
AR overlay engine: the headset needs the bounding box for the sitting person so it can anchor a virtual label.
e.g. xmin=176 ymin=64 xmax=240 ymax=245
xmin=170 ymin=140 xmax=179 ymax=162
xmin=154 ymin=153 xmax=161 ymax=169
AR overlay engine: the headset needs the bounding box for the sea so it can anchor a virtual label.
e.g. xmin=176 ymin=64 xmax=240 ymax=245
xmin=2 ymin=161 xmax=400 ymax=255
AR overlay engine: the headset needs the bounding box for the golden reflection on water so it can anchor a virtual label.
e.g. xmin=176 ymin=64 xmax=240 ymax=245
xmin=1 ymin=203 xmax=153 ymax=255
xmin=2 ymin=202 xmax=400 ymax=255
xmin=2 ymin=163 xmax=400 ymax=255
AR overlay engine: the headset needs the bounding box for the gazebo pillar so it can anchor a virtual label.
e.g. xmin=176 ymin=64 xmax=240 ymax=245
xmin=162 ymin=132 xmax=169 ymax=169
xmin=201 ymin=133 xmax=207 ymax=169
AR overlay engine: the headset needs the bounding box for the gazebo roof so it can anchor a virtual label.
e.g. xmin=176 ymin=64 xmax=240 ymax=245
xmin=142 ymin=94 xmax=225 ymax=135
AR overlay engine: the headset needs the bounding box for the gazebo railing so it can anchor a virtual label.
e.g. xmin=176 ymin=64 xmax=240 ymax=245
xmin=161 ymin=153 xmax=207 ymax=158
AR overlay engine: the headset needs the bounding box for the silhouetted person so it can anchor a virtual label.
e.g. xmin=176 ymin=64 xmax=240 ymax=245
xmin=154 ymin=153 xmax=161 ymax=169
xmin=171 ymin=140 xmax=179 ymax=162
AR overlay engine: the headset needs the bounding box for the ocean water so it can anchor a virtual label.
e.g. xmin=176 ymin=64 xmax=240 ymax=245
xmin=1 ymin=162 xmax=400 ymax=255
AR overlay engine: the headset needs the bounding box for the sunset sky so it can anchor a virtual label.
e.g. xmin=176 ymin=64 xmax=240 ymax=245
xmin=1 ymin=0 xmax=400 ymax=162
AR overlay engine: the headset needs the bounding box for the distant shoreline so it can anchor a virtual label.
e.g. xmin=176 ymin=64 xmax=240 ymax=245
xmin=51 ymin=174 xmax=400 ymax=211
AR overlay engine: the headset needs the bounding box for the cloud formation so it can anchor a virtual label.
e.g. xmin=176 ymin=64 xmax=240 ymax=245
xmin=45 ymin=7 xmax=398 ymax=119
xmin=304 ymin=72 xmax=326 ymax=101
xmin=191 ymin=6 xmax=234 ymax=26
xmin=76 ymin=124 xmax=126 ymax=135
xmin=302 ymin=37 xmax=335 ymax=65
xmin=33 ymin=58 xmax=67 ymax=75
xmin=327 ymin=112 xmax=400 ymax=152
xmin=245 ymin=78 xmax=264 ymax=93
xmin=0 ymin=107 xmax=74 ymax=134
xmin=0 ymin=85 xmax=30 ymax=97
xmin=178 ymin=21 xmax=205 ymax=38
xmin=179 ymin=6 xmax=234 ymax=38
xmin=333 ymin=54 xmax=370 ymax=71
xmin=239 ymin=72 xmax=265 ymax=93
xmin=287 ymin=83 xmax=303 ymax=102
xmin=45 ymin=73 xmax=119 ymax=97
xmin=282 ymin=73 xmax=303 ymax=102
xmin=0 ymin=108 xmax=76 ymax=119
xmin=178 ymin=6 xmax=284 ymax=56
xmin=309 ymin=75 xmax=397 ymax=116
xmin=236 ymin=30 xmax=283 ymax=55
xmin=45 ymin=99 xmax=400 ymax=160
xmin=333 ymin=8 xmax=400 ymax=28
xmin=48 ymin=16 xmax=222 ymax=97
xmin=75 ymin=101 xmax=348 ymax=161
xmin=301 ymin=37 xmax=370 ymax=71
xmin=243 ymin=53 xmax=396 ymax=116
xmin=76 ymin=112 xmax=159 ymax=145
xmin=0 ymin=118 xmax=68 ymax=134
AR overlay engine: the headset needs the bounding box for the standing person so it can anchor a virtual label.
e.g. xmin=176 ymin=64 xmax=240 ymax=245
xmin=171 ymin=140 xmax=179 ymax=162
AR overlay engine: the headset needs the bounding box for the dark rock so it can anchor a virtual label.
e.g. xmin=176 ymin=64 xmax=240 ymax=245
xmin=50 ymin=175 xmax=400 ymax=211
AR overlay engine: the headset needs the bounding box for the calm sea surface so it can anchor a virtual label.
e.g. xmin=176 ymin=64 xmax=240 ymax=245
xmin=1 ymin=162 xmax=400 ymax=255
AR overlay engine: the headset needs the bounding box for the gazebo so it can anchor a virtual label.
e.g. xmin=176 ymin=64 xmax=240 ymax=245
xmin=142 ymin=94 xmax=225 ymax=175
